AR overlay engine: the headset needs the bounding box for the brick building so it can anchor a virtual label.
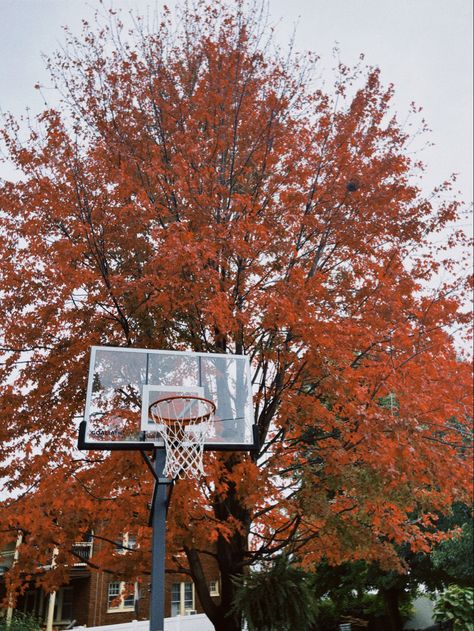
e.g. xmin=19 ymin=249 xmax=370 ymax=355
xmin=0 ymin=538 xmax=220 ymax=627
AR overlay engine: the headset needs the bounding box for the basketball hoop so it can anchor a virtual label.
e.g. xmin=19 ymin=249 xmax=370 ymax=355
xmin=79 ymin=345 xmax=257 ymax=631
xmin=148 ymin=395 xmax=216 ymax=479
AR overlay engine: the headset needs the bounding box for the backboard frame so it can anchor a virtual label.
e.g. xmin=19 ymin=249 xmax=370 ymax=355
xmin=78 ymin=345 xmax=259 ymax=452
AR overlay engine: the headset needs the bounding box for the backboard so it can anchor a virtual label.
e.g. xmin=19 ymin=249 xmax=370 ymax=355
xmin=79 ymin=346 xmax=256 ymax=451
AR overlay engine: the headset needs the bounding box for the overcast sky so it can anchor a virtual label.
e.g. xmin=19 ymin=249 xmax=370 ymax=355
xmin=0 ymin=0 xmax=472 ymax=214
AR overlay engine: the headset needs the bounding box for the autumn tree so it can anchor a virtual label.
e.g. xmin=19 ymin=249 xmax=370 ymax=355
xmin=233 ymin=503 xmax=474 ymax=631
xmin=0 ymin=2 xmax=472 ymax=630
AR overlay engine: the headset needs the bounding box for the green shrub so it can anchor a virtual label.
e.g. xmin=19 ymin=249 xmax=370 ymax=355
xmin=313 ymin=598 xmax=338 ymax=630
xmin=231 ymin=555 xmax=317 ymax=631
xmin=0 ymin=613 xmax=41 ymax=631
xmin=433 ymin=585 xmax=474 ymax=631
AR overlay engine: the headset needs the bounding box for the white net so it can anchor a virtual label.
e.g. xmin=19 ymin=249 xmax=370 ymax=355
xmin=149 ymin=396 xmax=215 ymax=479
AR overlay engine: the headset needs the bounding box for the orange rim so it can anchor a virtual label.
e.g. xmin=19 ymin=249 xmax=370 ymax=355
xmin=149 ymin=395 xmax=216 ymax=424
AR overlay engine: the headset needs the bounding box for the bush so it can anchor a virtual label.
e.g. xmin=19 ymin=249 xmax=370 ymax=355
xmin=0 ymin=613 xmax=41 ymax=631
xmin=313 ymin=598 xmax=339 ymax=630
xmin=231 ymin=555 xmax=317 ymax=631
xmin=433 ymin=585 xmax=474 ymax=631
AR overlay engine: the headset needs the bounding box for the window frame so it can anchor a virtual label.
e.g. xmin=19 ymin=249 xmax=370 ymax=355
xmin=114 ymin=532 xmax=137 ymax=555
xmin=170 ymin=582 xmax=195 ymax=616
xmin=23 ymin=590 xmax=45 ymax=617
xmin=54 ymin=586 xmax=74 ymax=622
xmin=107 ymin=581 xmax=136 ymax=613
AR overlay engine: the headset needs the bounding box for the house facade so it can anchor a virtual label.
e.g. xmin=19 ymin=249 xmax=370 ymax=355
xmin=0 ymin=538 xmax=220 ymax=627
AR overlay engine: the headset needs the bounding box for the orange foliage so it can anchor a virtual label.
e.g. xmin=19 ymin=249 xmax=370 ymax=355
xmin=0 ymin=1 xmax=472 ymax=625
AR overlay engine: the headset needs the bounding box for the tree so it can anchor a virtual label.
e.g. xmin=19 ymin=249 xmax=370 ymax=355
xmin=309 ymin=559 xmax=413 ymax=631
xmin=0 ymin=2 xmax=472 ymax=630
xmin=306 ymin=503 xmax=473 ymax=631
xmin=432 ymin=506 xmax=474 ymax=587
xmin=308 ymin=560 xmax=414 ymax=631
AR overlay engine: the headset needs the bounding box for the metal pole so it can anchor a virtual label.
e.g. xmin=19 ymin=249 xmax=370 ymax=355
xmin=150 ymin=450 xmax=167 ymax=631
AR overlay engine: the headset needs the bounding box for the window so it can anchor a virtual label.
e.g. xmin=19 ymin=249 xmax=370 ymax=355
xmin=209 ymin=580 xmax=219 ymax=597
xmin=114 ymin=533 xmax=137 ymax=554
xmin=23 ymin=591 xmax=44 ymax=616
xmin=72 ymin=541 xmax=93 ymax=564
xmin=22 ymin=588 xmax=73 ymax=622
xmin=126 ymin=534 xmax=137 ymax=550
xmin=107 ymin=582 xmax=135 ymax=612
xmin=54 ymin=587 xmax=74 ymax=622
xmin=170 ymin=582 xmax=195 ymax=616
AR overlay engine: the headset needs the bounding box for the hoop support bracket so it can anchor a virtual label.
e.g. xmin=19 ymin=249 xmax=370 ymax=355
xmin=142 ymin=450 xmax=175 ymax=527
xmin=147 ymin=479 xmax=175 ymax=526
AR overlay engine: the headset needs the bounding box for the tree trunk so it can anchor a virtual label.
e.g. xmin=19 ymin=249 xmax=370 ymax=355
xmin=382 ymin=587 xmax=403 ymax=631
xmin=212 ymin=611 xmax=242 ymax=631
xmin=185 ymin=454 xmax=250 ymax=631
xmin=186 ymin=528 xmax=245 ymax=631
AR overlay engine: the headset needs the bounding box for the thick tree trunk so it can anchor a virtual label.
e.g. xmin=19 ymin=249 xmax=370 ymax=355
xmin=212 ymin=610 xmax=242 ymax=631
xmin=185 ymin=527 xmax=246 ymax=631
xmin=185 ymin=454 xmax=250 ymax=631
xmin=211 ymin=532 xmax=246 ymax=631
xmin=382 ymin=587 xmax=403 ymax=631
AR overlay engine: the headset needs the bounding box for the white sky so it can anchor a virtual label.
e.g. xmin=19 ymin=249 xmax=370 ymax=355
xmin=0 ymin=0 xmax=472 ymax=242
xmin=0 ymin=0 xmax=472 ymax=206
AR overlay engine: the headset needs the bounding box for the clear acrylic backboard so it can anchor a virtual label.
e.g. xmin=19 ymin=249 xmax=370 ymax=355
xmin=80 ymin=346 xmax=256 ymax=451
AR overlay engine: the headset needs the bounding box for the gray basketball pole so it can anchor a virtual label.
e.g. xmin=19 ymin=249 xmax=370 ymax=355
xmin=150 ymin=450 xmax=168 ymax=631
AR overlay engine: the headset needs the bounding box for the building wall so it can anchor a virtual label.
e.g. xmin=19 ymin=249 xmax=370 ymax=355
xmin=84 ymin=565 xmax=220 ymax=626
xmin=1 ymin=543 xmax=220 ymax=626
xmin=71 ymin=578 xmax=92 ymax=626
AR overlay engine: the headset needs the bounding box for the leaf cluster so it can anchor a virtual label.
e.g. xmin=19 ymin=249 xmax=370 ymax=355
xmin=0 ymin=614 xmax=40 ymax=631
xmin=433 ymin=585 xmax=474 ymax=631
xmin=432 ymin=515 xmax=474 ymax=587
xmin=231 ymin=555 xmax=317 ymax=631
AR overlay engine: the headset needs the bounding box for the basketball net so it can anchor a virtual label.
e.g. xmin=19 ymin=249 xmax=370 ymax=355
xmin=149 ymin=396 xmax=215 ymax=479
